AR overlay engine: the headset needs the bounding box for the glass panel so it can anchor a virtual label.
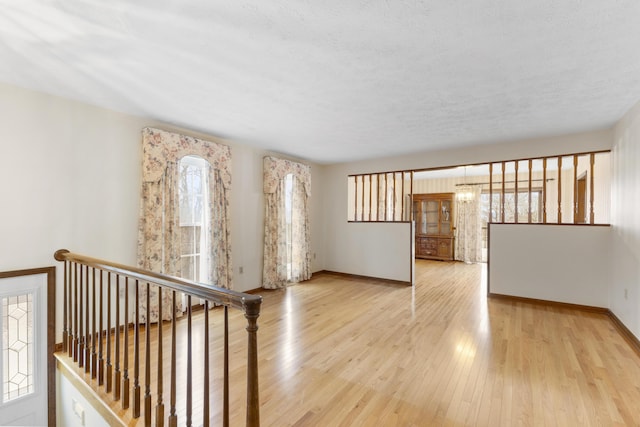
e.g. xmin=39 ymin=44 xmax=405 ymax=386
xmin=3 ymin=293 xmax=34 ymax=402
xmin=440 ymin=200 xmax=452 ymax=234
xmin=545 ymin=157 xmax=559 ymax=223
xmin=561 ymin=156 xmax=574 ymax=223
xmin=347 ymin=176 xmax=356 ymax=221
xmin=516 ymin=160 xmax=529 ymax=223
xmin=487 ymin=163 xmax=502 ymax=222
xmin=574 ymin=154 xmax=590 ymax=224
xmin=421 ymin=201 xmax=429 ymax=234
xmin=593 ymin=152 xmax=611 ymax=224
xmin=425 ymin=200 xmax=439 ymax=234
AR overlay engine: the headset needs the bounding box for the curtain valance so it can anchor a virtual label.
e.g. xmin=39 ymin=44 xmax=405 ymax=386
xmin=263 ymin=156 xmax=311 ymax=196
xmin=142 ymin=127 xmax=232 ymax=189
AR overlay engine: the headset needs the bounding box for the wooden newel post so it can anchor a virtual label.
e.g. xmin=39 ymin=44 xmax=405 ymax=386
xmin=244 ymin=297 xmax=262 ymax=427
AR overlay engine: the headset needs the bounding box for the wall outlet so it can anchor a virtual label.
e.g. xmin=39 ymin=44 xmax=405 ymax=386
xmin=624 ymin=289 xmax=628 ymax=299
xmin=239 ymin=266 xmax=244 ymax=274
xmin=72 ymin=398 xmax=85 ymax=425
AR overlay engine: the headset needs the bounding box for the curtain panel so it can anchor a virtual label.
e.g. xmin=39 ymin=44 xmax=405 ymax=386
xmin=454 ymin=186 xmax=483 ymax=264
xmin=263 ymin=156 xmax=311 ymax=289
xmin=137 ymin=127 xmax=232 ymax=321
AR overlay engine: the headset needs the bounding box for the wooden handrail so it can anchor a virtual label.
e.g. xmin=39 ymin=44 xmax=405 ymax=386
xmin=54 ymin=249 xmax=262 ymax=427
xmin=54 ymin=250 xmax=261 ymax=312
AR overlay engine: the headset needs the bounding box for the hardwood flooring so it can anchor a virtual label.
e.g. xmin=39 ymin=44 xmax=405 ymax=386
xmin=57 ymin=260 xmax=640 ymax=426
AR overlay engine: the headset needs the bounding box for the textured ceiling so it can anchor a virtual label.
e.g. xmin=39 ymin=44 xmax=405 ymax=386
xmin=1 ymin=1 xmax=639 ymax=163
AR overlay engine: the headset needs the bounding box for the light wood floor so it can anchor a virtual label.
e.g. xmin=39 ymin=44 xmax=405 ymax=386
xmin=58 ymin=260 xmax=640 ymax=426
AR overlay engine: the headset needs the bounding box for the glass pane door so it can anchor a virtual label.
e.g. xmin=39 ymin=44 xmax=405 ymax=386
xmin=425 ymin=200 xmax=439 ymax=235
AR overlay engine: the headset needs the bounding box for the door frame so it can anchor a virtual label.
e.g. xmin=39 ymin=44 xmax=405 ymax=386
xmin=0 ymin=267 xmax=56 ymax=426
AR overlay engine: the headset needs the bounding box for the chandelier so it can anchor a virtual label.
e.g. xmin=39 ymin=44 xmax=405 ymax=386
xmin=456 ymin=166 xmax=475 ymax=203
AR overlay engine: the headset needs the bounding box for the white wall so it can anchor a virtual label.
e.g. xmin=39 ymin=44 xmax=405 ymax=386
xmin=488 ymin=224 xmax=610 ymax=307
xmin=611 ymin=99 xmax=640 ymax=339
xmin=324 ymin=130 xmax=612 ymax=280
xmin=326 ymin=222 xmax=412 ymax=282
xmin=0 ymin=82 xmax=326 ymax=341
xmin=57 ymin=370 xmax=112 ymax=427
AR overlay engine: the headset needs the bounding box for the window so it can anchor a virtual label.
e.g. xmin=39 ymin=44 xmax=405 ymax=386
xmin=262 ymin=157 xmax=311 ymax=289
xmin=178 ymin=155 xmax=209 ymax=282
xmin=284 ymin=173 xmax=294 ymax=280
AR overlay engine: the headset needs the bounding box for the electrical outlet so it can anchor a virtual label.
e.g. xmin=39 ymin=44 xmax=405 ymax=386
xmin=239 ymin=266 xmax=244 ymax=274
xmin=72 ymin=398 xmax=85 ymax=425
xmin=624 ymin=289 xmax=628 ymax=299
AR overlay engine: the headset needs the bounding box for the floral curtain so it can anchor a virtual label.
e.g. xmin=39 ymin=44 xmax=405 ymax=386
xmin=137 ymin=127 xmax=232 ymax=322
xmin=454 ymin=186 xmax=483 ymax=264
xmin=263 ymin=156 xmax=311 ymax=289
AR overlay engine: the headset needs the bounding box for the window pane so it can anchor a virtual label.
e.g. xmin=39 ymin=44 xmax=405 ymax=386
xmin=593 ymin=152 xmax=611 ymax=224
xmin=3 ymin=293 xmax=34 ymax=402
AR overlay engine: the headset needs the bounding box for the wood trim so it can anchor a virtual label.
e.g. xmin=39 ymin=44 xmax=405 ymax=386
xmin=528 ymin=159 xmax=532 ymax=223
xmin=542 ymin=158 xmax=547 ymax=223
xmin=501 ymin=161 xmax=505 ymax=222
xmin=311 ymin=270 xmax=411 ymax=286
xmin=557 ymin=156 xmax=562 ymax=223
xmin=573 ymin=155 xmax=578 ymax=224
xmin=514 ymin=161 xmax=519 ymax=223
xmin=348 ymin=220 xmax=412 ymax=224
xmin=54 ymin=250 xmax=261 ymax=311
xmin=590 ymin=153 xmax=595 ymax=224
xmin=607 ymin=311 xmax=640 ymax=357
xmin=487 ymin=293 xmax=608 ymax=313
xmin=487 ymin=222 xmax=610 ymax=227
xmin=347 ymin=150 xmax=611 ymax=177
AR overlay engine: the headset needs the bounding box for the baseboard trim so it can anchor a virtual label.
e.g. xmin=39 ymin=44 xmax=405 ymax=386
xmin=488 ymin=293 xmax=640 ymax=357
xmin=488 ymin=293 xmax=609 ymax=314
xmin=607 ymin=310 xmax=640 ymax=357
xmin=312 ymin=270 xmax=411 ymax=286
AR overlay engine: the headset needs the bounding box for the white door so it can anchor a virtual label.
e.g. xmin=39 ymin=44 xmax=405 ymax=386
xmin=0 ymin=270 xmax=49 ymax=426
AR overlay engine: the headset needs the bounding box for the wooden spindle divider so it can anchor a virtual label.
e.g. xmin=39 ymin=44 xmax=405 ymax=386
xmin=106 ymin=272 xmax=113 ymax=393
xmin=528 ymin=159 xmax=532 ymax=223
xmin=514 ymin=161 xmax=519 ymax=223
xmin=91 ymin=267 xmax=97 ymax=378
xmin=98 ymin=269 xmax=104 ymax=385
xmin=78 ymin=265 xmax=84 ymax=367
xmin=123 ymin=277 xmax=130 ymax=410
xmin=133 ymin=280 xmax=141 ymax=418
xmin=543 ymin=158 xmax=547 ymax=223
xmin=557 ymin=156 xmax=563 ymax=222
xmin=169 ymin=290 xmax=177 ymax=427
xmin=361 ymin=175 xmax=365 ymax=221
xmin=590 ymin=153 xmax=595 ymax=224
xmin=156 ymin=287 xmax=165 ymax=427
xmin=369 ymin=174 xmax=373 ymax=221
xmin=85 ymin=266 xmax=91 ymax=374
xmin=224 ymin=306 xmax=229 ymax=427
xmin=186 ymin=296 xmax=193 ymax=427
xmin=144 ymin=282 xmax=152 ymax=426
xmin=63 ymin=260 xmax=68 ymax=351
xmin=114 ymin=274 xmax=122 ymax=401
xmin=203 ymin=300 xmax=210 ymax=426
xmin=501 ymin=162 xmax=505 ymax=222
xmin=573 ymin=155 xmax=579 ymax=223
